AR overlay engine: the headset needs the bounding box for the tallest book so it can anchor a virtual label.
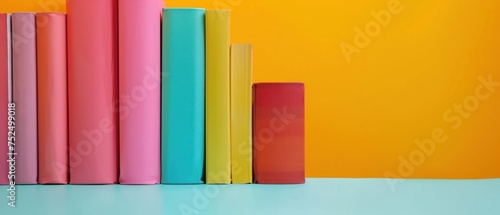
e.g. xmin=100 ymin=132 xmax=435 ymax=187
xmin=118 ymin=0 xmax=163 ymax=184
xmin=67 ymin=0 xmax=118 ymax=184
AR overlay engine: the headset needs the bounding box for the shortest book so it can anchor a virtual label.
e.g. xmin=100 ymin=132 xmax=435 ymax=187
xmin=253 ymin=83 xmax=305 ymax=184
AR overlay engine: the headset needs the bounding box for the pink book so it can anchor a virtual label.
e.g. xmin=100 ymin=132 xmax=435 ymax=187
xmin=37 ymin=13 xmax=68 ymax=184
xmin=67 ymin=0 xmax=118 ymax=184
xmin=118 ymin=0 xmax=163 ymax=184
xmin=12 ymin=13 xmax=38 ymax=184
xmin=0 ymin=14 xmax=11 ymax=185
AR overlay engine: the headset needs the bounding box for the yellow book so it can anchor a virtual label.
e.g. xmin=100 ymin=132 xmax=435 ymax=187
xmin=206 ymin=9 xmax=231 ymax=184
xmin=230 ymin=44 xmax=253 ymax=184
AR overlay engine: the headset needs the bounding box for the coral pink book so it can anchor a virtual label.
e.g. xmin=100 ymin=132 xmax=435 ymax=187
xmin=0 ymin=14 xmax=11 ymax=185
xmin=253 ymin=83 xmax=305 ymax=184
xmin=37 ymin=13 xmax=68 ymax=184
xmin=12 ymin=13 xmax=38 ymax=184
xmin=67 ymin=0 xmax=118 ymax=184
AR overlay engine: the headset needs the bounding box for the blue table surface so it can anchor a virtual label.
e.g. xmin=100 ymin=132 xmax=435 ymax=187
xmin=1 ymin=178 xmax=499 ymax=215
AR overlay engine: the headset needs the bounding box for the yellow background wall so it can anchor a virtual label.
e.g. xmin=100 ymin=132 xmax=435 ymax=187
xmin=2 ymin=0 xmax=500 ymax=179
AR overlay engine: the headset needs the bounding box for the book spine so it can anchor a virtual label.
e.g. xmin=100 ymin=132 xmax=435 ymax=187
xmin=36 ymin=13 xmax=68 ymax=184
xmin=12 ymin=13 xmax=38 ymax=184
xmin=253 ymin=83 xmax=305 ymax=184
xmin=230 ymin=44 xmax=253 ymax=184
xmin=206 ymin=10 xmax=231 ymax=184
xmin=0 ymin=14 xmax=11 ymax=185
xmin=161 ymin=8 xmax=206 ymax=184
xmin=67 ymin=0 xmax=118 ymax=184
xmin=118 ymin=0 xmax=162 ymax=185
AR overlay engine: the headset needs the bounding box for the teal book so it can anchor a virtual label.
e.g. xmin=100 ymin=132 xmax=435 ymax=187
xmin=161 ymin=8 xmax=205 ymax=184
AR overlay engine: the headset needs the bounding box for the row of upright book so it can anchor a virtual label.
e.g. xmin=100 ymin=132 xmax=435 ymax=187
xmin=0 ymin=0 xmax=304 ymax=185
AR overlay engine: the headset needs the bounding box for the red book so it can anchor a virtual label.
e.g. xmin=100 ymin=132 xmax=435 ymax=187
xmin=0 ymin=14 xmax=11 ymax=185
xmin=253 ymin=83 xmax=305 ymax=184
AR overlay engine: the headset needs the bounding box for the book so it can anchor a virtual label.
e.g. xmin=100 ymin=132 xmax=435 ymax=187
xmin=205 ymin=9 xmax=231 ymax=184
xmin=230 ymin=44 xmax=253 ymax=184
xmin=118 ymin=0 xmax=163 ymax=185
xmin=161 ymin=8 xmax=206 ymax=184
xmin=0 ymin=14 xmax=11 ymax=185
xmin=36 ymin=13 xmax=68 ymax=184
xmin=67 ymin=0 xmax=118 ymax=184
xmin=253 ymin=83 xmax=305 ymax=184
xmin=12 ymin=13 xmax=38 ymax=184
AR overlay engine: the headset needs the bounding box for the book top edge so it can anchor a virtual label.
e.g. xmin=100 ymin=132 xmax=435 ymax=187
xmin=206 ymin=9 xmax=231 ymax=13
xmin=11 ymin=12 xmax=36 ymax=15
xmin=36 ymin=12 xmax=66 ymax=15
xmin=163 ymin=8 xmax=206 ymax=11
xmin=232 ymin=44 xmax=253 ymax=47
xmin=0 ymin=12 xmax=66 ymax=16
xmin=254 ymin=82 xmax=305 ymax=86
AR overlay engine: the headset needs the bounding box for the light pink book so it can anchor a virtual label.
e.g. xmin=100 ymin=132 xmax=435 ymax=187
xmin=12 ymin=13 xmax=38 ymax=184
xmin=67 ymin=0 xmax=118 ymax=184
xmin=118 ymin=0 xmax=163 ymax=184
